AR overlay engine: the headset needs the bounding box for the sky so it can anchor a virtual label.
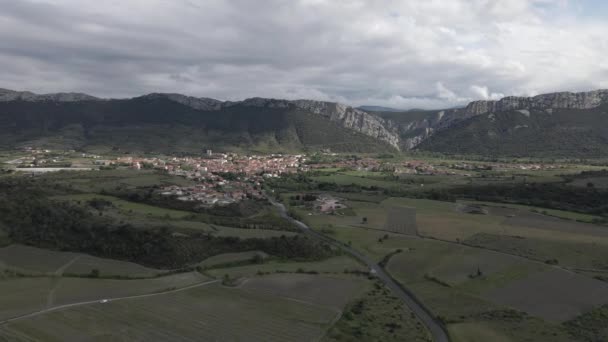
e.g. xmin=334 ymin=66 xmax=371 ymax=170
xmin=0 ymin=0 xmax=607 ymax=109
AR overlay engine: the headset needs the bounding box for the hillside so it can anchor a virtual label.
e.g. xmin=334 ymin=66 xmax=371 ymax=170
xmin=417 ymin=104 xmax=608 ymax=157
xmin=413 ymin=90 xmax=608 ymax=157
xmin=0 ymin=91 xmax=397 ymax=154
xmin=1 ymin=88 xmax=608 ymax=157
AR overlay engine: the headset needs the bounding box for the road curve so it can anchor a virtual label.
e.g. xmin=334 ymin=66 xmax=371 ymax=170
xmin=269 ymin=198 xmax=450 ymax=342
xmin=0 ymin=279 xmax=219 ymax=325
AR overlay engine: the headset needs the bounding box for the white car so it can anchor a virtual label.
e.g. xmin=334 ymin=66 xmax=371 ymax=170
xmin=99 ymin=299 xmax=109 ymax=304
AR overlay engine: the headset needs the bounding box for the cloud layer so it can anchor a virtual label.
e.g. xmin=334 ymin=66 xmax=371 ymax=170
xmin=0 ymin=0 xmax=606 ymax=108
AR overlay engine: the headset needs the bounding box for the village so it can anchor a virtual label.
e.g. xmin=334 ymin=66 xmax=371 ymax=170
xmin=2 ymin=147 xmax=574 ymax=208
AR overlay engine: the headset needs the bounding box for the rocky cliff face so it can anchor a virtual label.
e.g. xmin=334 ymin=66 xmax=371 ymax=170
xmin=463 ymin=89 xmax=608 ymax=115
xmin=145 ymin=94 xmax=402 ymax=150
xmin=398 ymin=89 xmax=608 ymax=149
xmin=141 ymin=93 xmax=223 ymax=111
xmin=292 ymin=100 xmax=400 ymax=149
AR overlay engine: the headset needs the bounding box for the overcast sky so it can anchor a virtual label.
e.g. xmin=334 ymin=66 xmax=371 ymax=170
xmin=1 ymin=0 xmax=607 ymax=109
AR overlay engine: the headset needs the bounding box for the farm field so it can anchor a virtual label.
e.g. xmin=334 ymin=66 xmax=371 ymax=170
xmin=44 ymin=169 xmax=196 ymax=193
xmin=485 ymin=268 xmax=608 ymax=322
xmin=288 ymin=191 xmax=608 ymax=341
xmin=2 ymin=155 xmax=608 ymax=341
xmin=240 ymin=274 xmax=367 ymax=309
xmin=0 ymin=275 xmax=365 ymax=342
xmin=463 ymin=200 xmax=604 ymax=223
xmin=0 ymin=244 xmax=164 ymax=277
xmin=0 ymin=272 xmax=207 ymax=322
xmin=465 ymin=233 xmax=608 ymax=270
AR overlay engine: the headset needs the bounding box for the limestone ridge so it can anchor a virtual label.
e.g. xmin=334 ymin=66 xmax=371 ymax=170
xmin=140 ymin=94 xmax=402 ymax=150
xmin=463 ymin=89 xmax=608 ymax=115
xmin=399 ymin=89 xmax=608 ymax=149
xmin=2 ymin=88 xmax=607 ymax=152
xmin=0 ymin=89 xmax=401 ymax=149
xmin=0 ymin=88 xmax=99 ymax=102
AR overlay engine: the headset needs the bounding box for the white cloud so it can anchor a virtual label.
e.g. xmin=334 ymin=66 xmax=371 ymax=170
xmin=0 ymin=0 xmax=605 ymax=108
xmin=470 ymin=85 xmax=504 ymax=100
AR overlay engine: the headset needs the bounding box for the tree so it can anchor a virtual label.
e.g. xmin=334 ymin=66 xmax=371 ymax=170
xmin=362 ymin=217 xmax=368 ymax=224
xmin=250 ymin=253 xmax=264 ymax=264
xmin=90 ymin=269 xmax=100 ymax=278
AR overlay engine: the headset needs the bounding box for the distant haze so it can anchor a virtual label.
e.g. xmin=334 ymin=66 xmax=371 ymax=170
xmin=0 ymin=0 xmax=606 ymax=109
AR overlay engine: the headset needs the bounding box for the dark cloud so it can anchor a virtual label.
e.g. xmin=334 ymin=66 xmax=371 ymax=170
xmin=0 ymin=0 xmax=605 ymax=108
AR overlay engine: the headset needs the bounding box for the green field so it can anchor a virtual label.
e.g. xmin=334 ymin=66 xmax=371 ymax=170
xmin=0 ymin=244 xmax=164 ymax=277
xmin=286 ymin=191 xmax=608 ymax=341
xmin=464 ymin=200 xmax=604 ymax=223
xmin=0 ymin=272 xmax=208 ymax=322
xmin=44 ymin=169 xmax=197 ymax=192
xmin=0 ymin=275 xmax=367 ymax=341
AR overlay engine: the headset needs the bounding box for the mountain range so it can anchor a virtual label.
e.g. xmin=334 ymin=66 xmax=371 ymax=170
xmin=0 ymin=88 xmax=607 ymax=157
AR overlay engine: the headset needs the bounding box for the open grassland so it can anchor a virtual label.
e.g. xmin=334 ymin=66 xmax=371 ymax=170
xmin=0 ymin=275 xmax=363 ymax=342
xmin=0 ymin=244 xmax=163 ymax=277
xmin=0 ymin=272 xmax=207 ymax=322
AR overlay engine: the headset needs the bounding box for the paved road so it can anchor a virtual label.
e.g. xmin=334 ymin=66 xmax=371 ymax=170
xmin=0 ymin=279 xmax=219 ymax=325
xmin=268 ymin=198 xmax=450 ymax=342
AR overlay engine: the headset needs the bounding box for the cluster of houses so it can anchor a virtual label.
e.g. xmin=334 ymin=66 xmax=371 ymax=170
xmin=159 ymin=184 xmax=263 ymax=206
xmin=132 ymin=153 xmax=309 ymax=206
